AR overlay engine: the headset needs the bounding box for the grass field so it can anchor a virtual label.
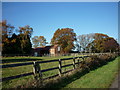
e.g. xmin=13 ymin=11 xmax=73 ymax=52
xmin=61 ymin=56 xmax=119 ymax=88
xmin=1 ymin=55 xmax=119 ymax=88
xmin=2 ymin=55 xmax=82 ymax=88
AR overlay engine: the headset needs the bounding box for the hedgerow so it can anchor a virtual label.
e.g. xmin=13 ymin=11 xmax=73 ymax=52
xmin=19 ymin=53 xmax=119 ymax=88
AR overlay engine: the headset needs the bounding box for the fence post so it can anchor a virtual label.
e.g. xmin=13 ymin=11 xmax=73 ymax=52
xmin=73 ymin=57 xmax=75 ymax=69
xmin=58 ymin=59 xmax=62 ymax=76
xmin=77 ymin=57 xmax=80 ymax=66
xmin=82 ymin=56 xmax=84 ymax=61
xmin=33 ymin=61 xmax=42 ymax=84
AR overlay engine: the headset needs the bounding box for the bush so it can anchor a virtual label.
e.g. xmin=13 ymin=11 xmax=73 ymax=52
xmin=79 ymin=53 xmax=118 ymax=72
xmin=21 ymin=53 xmax=118 ymax=88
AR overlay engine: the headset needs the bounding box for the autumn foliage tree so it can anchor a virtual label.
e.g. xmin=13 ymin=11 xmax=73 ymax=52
xmin=88 ymin=33 xmax=119 ymax=53
xmin=32 ymin=36 xmax=39 ymax=48
xmin=38 ymin=36 xmax=48 ymax=47
xmin=51 ymin=28 xmax=76 ymax=54
xmin=103 ymin=37 xmax=119 ymax=52
xmin=1 ymin=20 xmax=16 ymax=54
xmin=17 ymin=25 xmax=33 ymax=54
xmin=32 ymin=36 xmax=48 ymax=48
xmin=1 ymin=20 xmax=33 ymax=55
xmin=2 ymin=20 xmax=14 ymax=38
xmin=94 ymin=33 xmax=109 ymax=40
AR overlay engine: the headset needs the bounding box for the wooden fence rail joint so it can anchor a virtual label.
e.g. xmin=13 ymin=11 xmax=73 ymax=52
xmin=73 ymin=57 xmax=76 ymax=69
xmin=58 ymin=59 xmax=62 ymax=76
xmin=33 ymin=61 xmax=42 ymax=83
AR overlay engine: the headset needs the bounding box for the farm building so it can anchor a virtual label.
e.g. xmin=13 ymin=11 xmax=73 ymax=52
xmin=32 ymin=45 xmax=60 ymax=56
xmin=50 ymin=45 xmax=60 ymax=55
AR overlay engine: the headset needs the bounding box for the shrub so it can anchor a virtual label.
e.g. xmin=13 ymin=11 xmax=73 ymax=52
xmin=21 ymin=53 xmax=119 ymax=88
xmin=79 ymin=53 xmax=118 ymax=72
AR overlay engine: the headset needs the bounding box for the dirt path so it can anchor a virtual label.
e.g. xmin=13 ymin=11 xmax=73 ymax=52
xmin=109 ymin=70 xmax=120 ymax=90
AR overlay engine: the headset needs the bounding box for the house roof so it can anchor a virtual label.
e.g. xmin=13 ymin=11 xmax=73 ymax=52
xmin=33 ymin=46 xmax=53 ymax=51
xmin=33 ymin=45 xmax=59 ymax=51
xmin=50 ymin=45 xmax=59 ymax=49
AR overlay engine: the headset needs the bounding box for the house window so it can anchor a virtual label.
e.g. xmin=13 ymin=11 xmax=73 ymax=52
xmin=58 ymin=46 xmax=60 ymax=51
xmin=34 ymin=52 xmax=38 ymax=56
xmin=51 ymin=49 xmax=55 ymax=54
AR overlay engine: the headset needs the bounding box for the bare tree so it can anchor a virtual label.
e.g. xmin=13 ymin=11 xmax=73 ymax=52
xmin=77 ymin=33 xmax=94 ymax=53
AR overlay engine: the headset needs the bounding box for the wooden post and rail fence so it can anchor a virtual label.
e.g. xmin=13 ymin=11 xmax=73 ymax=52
xmin=0 ymin=56 xmax=91 ymax=82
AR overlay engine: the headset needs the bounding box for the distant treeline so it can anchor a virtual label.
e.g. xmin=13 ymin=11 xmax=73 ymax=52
xmin=1 ymin=20 xmax=119 ymax=55
xmin=1 ymin=20 xmax=33 ymax=54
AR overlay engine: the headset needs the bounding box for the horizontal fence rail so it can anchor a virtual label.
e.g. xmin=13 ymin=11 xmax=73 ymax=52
xmin=1 ymin=72 xmax=34 ymax=82
xmin=1 ymin=56 xmax=90 ymax=69
xmin=1 ymin=56 xmax=90 ymax=82
xmin=1 ymin=62 xmax=33 ymax=68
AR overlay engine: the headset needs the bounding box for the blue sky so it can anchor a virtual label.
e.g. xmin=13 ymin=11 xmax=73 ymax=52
xmin=2 ymin=2 xmax=118 ymax=44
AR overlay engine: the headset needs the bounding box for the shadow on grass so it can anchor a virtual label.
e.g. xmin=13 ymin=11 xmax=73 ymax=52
xmin=40 ymin=57 xmax=117 ymax=89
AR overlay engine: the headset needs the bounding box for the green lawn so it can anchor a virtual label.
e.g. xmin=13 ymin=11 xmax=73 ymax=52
xmin=2 ymin=55 xmax=82 ymax=88
xmin=62 ymin=56 xmax=119 ymax=88
xmin=2 ymin=55 xmax=119 ymax=88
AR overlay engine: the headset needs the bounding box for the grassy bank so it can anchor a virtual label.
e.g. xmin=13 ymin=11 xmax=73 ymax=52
xmin=62 ymin=56 xmax=119 ymax=88
xmin=2 ymin=55 xmax=119 ymax=88
xmin=2 ymin=55 xmax=81 ymax=88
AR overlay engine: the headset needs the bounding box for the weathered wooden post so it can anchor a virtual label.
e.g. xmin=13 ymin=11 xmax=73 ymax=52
xmin=33 ymin=61 xmax=42 ymax=84
xmin=82 ymin=56 xmax=84 ymax=61
xmin=58 ymin=59 xmax=62 ymax=76
xmin=77 ymin=57 xmax=80 ymax=66
xmin=73 ymin=57 xmax=75 ymax=69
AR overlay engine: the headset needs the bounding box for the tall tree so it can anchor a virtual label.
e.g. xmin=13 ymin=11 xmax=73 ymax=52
xmin=93 ymin=33 xmax=110 ymax=52
xmin=38 ymin=36 xmax=48 ymax=47
xmin=32 ymin=36 xmax=48 ymax=48
xmin=51 ymin=28 xmax=76 ymax=54
xmin=32 ymin=36 xmax=39 ymax=48
xmin=88 ymin=33 xmax=119 ymax=53
xmin=17 ymin=25 xmax=33 ymax=54
xmin=17 ymin=25 xmax=33 ymax=38
xmin=103 ymin=37 xmax=119 ymax=53
xmin=94 ymin=33 xmax=109 ymax=40
xmin=1 ymin=20 xmax=33 ymax=55
xmin=1 ymin=20 xmax=14 ymax=38
xmin=1 ymin=20 xmax=15 ymax=54
xmin=77 ymin=33 xmax=94 ymax=52
xmin=11 ymin=33 xmax=21 ymax=54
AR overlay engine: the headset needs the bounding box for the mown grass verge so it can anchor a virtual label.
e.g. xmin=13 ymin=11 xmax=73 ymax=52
xmin=31 ymin=54 xmax=119 ymax=89
xmin=2 ymin=54 xmax=119 ymax=89
xmin=63 ymin=56 xmax=119 ymax=88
